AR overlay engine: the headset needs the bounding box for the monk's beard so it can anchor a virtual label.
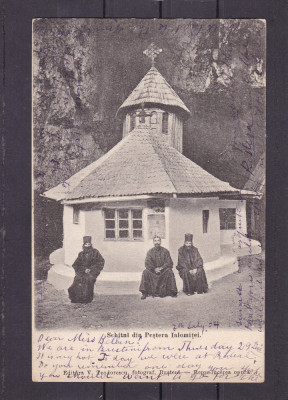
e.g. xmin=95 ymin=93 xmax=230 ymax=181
xmin=83 ymin=245 xmax=92 ymax=253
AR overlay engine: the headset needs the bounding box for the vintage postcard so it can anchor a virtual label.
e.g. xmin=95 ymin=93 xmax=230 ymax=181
xmin=32 ymin=19 xmax=266 ymax=382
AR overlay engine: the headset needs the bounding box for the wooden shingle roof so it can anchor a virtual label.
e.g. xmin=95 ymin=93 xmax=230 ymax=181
xmin=117 ymin=66 xmax=190 ymax=116
xmin=44 ymin=126 xmax=240 ymax=201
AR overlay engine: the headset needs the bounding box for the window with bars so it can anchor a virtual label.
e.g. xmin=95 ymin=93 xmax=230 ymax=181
xmin=162 ymin=112 xmax=169 ymax=134
xmin=104 ymin=209 xmax=143 ymax=240
xmin=73 ymin=206 xmax=80 ymax=224
xmin=219 ymin=208 xmax=236 ymax=230
xmin=202 ymin=210 xmax=209 ymax=233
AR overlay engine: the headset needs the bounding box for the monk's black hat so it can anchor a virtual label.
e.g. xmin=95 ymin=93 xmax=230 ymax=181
xmin=185 ymin=233 xmax=193 ymax=242
xmin=83 ymin=236 xmax=92 ymax=244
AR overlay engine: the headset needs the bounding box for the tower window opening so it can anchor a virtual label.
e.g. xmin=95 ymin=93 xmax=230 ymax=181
xmin=162 ymin=112 xmax=169 ymax=134
xmin=151 ymin=111 xmax=157 ymax=124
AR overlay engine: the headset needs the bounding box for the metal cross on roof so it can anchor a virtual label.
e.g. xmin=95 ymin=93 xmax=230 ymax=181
xmin=143 ymin=43 xmax=162 ymax=66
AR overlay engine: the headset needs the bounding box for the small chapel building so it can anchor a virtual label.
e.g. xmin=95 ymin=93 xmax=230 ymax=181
xmin=44 ymin=44 xmax=259 ymax=282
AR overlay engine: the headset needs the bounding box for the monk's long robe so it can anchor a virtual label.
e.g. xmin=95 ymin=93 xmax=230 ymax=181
xmin=68 ymin=247 xmax=105 ymax=303
xmin=139 ymin=246 xmax=178 ymax=297
xmin=176 ymin=245 xmax=208 ymax=295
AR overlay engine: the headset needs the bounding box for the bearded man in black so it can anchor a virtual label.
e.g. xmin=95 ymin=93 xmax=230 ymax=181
xmin=176 ymin=233 xmax=208 ymax=296
xmin=68 ymin=236 xmax=105 ymax=303
xmin=139 ymin=236 xmax=178 ymax=299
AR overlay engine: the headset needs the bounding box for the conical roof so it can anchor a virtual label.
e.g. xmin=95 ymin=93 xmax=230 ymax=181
xmin=117 ymin=66 xmax=190 ymax=117
xmin=44 ymin=126 xmax=240 ymax=202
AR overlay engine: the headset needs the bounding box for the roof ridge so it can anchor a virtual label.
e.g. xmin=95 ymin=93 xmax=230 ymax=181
xmin=70 ymin=133 xmax=135 ymax=191
xmin=150 ymin=134 xmax=203 ymax=193
xmin=149 ymin=133 xmax=178 ymax=194
xmin=149 ymin=131 xmax=237 ymax=193
xmin=43 ymin=133 xmax=133 ymax=201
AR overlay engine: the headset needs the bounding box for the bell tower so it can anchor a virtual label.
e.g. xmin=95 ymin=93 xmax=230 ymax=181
xmin=117 ymin=44 xmax=190 ymax=153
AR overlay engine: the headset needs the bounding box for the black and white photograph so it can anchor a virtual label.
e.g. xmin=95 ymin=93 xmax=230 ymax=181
xmin=32 ymin=18 xmax=265 ymax=382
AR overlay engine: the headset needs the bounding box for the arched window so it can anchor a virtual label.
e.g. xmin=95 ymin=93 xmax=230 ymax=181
xmin=162 ymin=112 xmax=169 ymax=134
xmin=130 ymin=114 xmax=136 ymax=131
xmin=151 ymin=111 xmax=157 ymax=124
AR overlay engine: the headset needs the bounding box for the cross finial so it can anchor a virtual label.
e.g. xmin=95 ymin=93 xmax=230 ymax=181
xmin=143 ymin=43 xmax=162 ymax=66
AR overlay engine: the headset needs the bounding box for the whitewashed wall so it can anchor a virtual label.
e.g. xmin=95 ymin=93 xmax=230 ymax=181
xmin=85 ymin=205 xmax=148 ymax=273
xmin=168 ymin=198 xmax=222 ymax=264
xmin=63 ymin=198 xmax=247 ymax=271
xmin=63 ymin=200 xmax=169 ymax=272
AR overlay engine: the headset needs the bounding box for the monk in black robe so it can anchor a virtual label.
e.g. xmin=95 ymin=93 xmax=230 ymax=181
xmin=68 ymin=236 xmax=105 ymax=304
xmin=139 ymin=236 xmax=178 ymax=299
xmin=176 ymin=233 xmax=208 ymax=296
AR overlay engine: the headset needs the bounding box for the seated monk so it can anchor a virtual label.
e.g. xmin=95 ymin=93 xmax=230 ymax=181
xmin=176 ymin=233 xmax=208 ymax=296
xmin=68 ymin=236 xmax=105 ymax=304
xmin=139 ymin=236 xmax=178 ymax=300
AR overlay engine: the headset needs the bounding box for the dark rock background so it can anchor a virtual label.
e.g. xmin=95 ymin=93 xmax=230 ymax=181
xmin=33 ymin=19 xmax=266 ymax=256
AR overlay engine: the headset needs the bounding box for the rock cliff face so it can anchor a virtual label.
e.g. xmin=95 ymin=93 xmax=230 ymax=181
xmin=33 ymin=19 xmax=265 ymax=255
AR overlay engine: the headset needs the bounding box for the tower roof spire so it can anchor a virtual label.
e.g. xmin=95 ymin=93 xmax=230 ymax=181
xmin=143 ymin=43 xmax=162 ymax=66
xmin=117 ymin=44 xmax=190 ymax=118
